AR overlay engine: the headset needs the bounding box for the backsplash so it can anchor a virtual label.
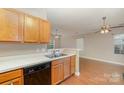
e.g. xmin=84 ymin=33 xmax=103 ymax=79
xmin=0 ymin=43 xmax=47 ymax=57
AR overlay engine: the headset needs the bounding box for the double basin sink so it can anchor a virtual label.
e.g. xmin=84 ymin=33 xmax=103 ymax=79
xmin=45 ymin=54 xmax=67 ymax=58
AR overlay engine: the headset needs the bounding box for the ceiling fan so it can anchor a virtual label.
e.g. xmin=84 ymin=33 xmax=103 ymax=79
xmin=95 ymin=16 xmax=124 ymax=34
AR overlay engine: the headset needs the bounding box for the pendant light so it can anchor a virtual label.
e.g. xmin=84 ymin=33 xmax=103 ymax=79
xmin=55 ymin=29 xmax=59 ymax=38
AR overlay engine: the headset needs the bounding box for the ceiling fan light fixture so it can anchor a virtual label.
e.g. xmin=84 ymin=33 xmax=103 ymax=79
xmin=100 ymin=30 xmax=105 ymax=34
xmin=104 ymin=29 xmax=109 ymax=33
xmin=100 ymin=16 xmax=111 ymax=34
xmin=96 ymin=17 xmax=124 ymax=34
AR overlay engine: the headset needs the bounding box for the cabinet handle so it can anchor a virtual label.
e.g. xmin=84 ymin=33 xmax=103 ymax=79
xmin=8 ymin=81 xmax=13 ymax=85
xmin=10 ymin=81 xmax=13 ymax=85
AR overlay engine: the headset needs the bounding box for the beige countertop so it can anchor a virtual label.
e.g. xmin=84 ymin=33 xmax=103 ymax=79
xmin=0 ymin=53 xmax=75 ymax=73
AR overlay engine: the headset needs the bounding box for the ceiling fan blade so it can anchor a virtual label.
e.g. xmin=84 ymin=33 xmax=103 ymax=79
xmin=94 ymin=31 xmax=100 ymax=33
xmin=118 ymin=23 xmax=124 ymax=26
xmin=110 ymin=25 xmax=124 ymax=28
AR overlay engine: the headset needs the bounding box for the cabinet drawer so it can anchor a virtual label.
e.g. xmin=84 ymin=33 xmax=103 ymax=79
xmin=52 ymin=57 xmax=70 ymax=66
xmin=0 ymin=69 xmax=23 ymax=83
xmin=1 ymin=77 xmax=23 ymax=85
xmin=64 ymin=57 xmax=70 ymax=61
xmin=52 ymin=59 xmax=63 ymax=66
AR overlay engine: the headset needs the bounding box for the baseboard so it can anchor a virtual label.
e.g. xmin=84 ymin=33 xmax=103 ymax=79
xmin=75 ymin=72 xmax=80 ymax=76
xmin=80 ymin=56 xmax=124 ymax=66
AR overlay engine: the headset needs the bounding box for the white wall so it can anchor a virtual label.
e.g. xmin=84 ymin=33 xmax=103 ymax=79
xmin=0 ymin=8 xmax=48 ymax=57
xmin=61 ymin=36 xmax=76 ymax=48
xmin=60 ymin=28 xmax=124 ymax=65
xmin=76 ymin=38 xmax=84 ymax=50
xmin=81 ymin=30 xmax=124 ymax=65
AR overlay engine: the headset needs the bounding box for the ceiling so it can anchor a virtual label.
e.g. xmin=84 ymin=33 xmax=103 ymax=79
xmin=46 ymin=8 xmax=124 ymax=36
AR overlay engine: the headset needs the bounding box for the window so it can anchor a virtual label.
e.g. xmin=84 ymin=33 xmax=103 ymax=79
xmin=114 ymin=34 xmax=124 ymax=54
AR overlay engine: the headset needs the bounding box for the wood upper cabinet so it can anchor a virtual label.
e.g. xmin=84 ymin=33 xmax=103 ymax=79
xmin=70 ymin=56 xmax=76 ymax=75
xmin=0 ymin=9 xmax=51 ymax=43
xmin=24 ymin=15 xmax=40 ymax=42
xmin=40 ymin=20 xmax=51 ymax=43
xmin=0 ymin=9 xmax=23 ymax=41
xmin=63 ymin=57 xmax=71 ymax=79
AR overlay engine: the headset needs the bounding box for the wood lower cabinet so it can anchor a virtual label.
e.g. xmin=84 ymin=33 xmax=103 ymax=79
xmin=51 ymin=62 xmax=64 ymax=85
xmin=51 ymin=56 xmax=76 ymax=85
xmin=24 ymin=15 xmax=40 ymax=43
xmin=0 ymin=9 xmax=23 ymax=41
xmin=70 ymin=56 xmax=76 ymax=75
xmin=0 ymin=69 xmax=23 ymax=85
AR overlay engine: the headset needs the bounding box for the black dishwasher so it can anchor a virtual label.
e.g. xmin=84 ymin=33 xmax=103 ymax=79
xmin=24 ymin=62 xmax=51 ymax=85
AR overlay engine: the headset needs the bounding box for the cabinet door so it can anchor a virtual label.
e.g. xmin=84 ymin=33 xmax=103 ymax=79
xmin=0 ymin=9 xmax=23 ymax=41
xmin=59 ymin=63 xmax=64 ymax=82
xmin=70 ymin=56 xmax=76 ymax=75
xmin=24 ymin=15 xmax=40 ymax=42
xmin=40 ymin=20 xmax=51 ymax=43
xmin=12 ymin=77 xmax=23 ymax=85
xmin=1 ymin=77 xmax=23 ymax=85
xmin=64 ymin=58 xmax=71 ymax=79
xmin=51 ymin=63 xmax=64 ymax=85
